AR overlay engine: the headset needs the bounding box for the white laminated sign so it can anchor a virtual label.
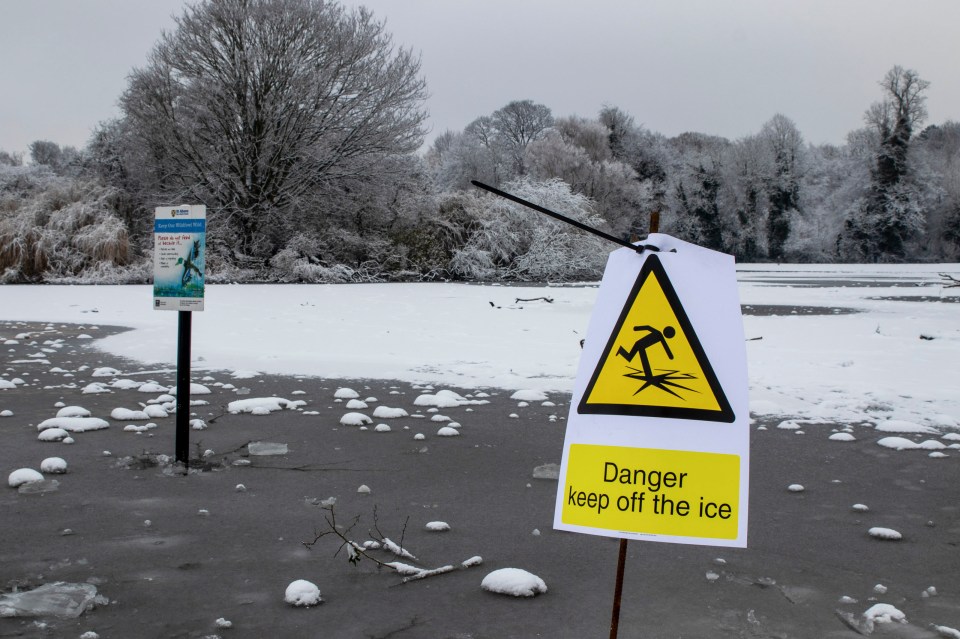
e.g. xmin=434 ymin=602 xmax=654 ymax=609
xmin=153 ymin=205 xmax=206 ymax=311
xmin=554 ymin=234 xmax=749 ymax=547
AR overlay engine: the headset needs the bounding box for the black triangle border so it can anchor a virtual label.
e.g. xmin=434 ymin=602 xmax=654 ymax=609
xmin=577 ymin=254 xmax=735 ymax=423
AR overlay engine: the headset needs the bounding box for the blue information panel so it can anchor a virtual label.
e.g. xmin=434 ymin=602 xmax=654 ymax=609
xmin=153 ymin=205 xmax=206 ymax=311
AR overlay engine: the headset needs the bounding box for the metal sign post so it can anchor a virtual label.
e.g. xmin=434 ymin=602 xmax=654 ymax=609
xmin=153 ymin=204 xmax=206 ymax=465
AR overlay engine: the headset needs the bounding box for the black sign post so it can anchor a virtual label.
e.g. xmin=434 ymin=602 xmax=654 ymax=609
xmin=175 ymin=310 xmax=192 ymax=464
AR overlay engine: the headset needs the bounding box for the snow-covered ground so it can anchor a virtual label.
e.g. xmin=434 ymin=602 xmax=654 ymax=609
xmin=1 ymin=262 xmax=957 ymax=429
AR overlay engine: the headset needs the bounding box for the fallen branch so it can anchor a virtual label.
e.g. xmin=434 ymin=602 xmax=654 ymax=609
xmin=302 ymin=505 xmax=482 ymax=584
xmin=940 ymin=273 xmax=959 ymax=288
xmin=515 ymin=296 xmax=554 ymax=303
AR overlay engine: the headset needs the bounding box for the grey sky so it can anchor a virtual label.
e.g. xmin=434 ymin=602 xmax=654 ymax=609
xmin=2 ymin=0 xmax=958 ymax=158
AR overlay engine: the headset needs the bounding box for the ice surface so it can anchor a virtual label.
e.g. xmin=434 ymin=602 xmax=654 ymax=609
xmin=532 ymin=463 xmax=560 ymax=480
xmin=0 ymin=582 xmax=100 ymax=618
xmin=247 ymin=442 xmax=288 ymax=456
xmin=481 ymin=568 xmax=547 ymax=597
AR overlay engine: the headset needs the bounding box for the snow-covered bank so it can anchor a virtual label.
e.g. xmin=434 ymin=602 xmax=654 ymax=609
xmin=1 ymin=263 xmax=958 ymax=427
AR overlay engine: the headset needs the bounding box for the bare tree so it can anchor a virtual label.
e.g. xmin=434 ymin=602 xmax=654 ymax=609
xmin=489 ymin=100 xmax=554 ymax=176
xmin=121 ymin=0 xmax=427 ymax=261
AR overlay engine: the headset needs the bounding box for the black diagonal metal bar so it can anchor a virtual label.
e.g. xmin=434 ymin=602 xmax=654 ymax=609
xmin=471 ymin=180 xmax=644 ymax=254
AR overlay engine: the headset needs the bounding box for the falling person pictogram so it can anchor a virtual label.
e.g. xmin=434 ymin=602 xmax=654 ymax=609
xmin=616 ymin=324 xmax=698 ymax=399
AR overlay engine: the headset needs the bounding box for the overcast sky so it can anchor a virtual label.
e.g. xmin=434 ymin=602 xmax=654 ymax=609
xmin=2 ymin=0 xmax=958 ymax=158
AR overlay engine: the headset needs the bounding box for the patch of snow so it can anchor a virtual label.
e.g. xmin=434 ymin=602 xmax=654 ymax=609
xmin=40 ymin=458 xmax=67 ymax=474
xmin=877 ymin=437 xmax=919 ymax=450
xmin=345 ymin=399 xmax=368 ymax=410
xmin=55 ymin=406 xmax=90 ymax=418
xmin=37 ymin=417 xmax=109 ymax=433
xmin=481 ymin=568 xmax=547 ymax=597
xmin=91 ymin=367 xmax=121 ymax=377
xmin=863 ymin=603 xmax=906 ymax=624
xmin=437 ymin=426 xmax=460 ymax=437
xmin=425 ymin=521 xmax=450 ymax=532
xmin=169 ymin=383 xmax=211 ymax=395
xmin=111 ymin=408 xmax=149 ymax=421
xmin=868 ymin=527 xmax=902 ymax=541
xmin=334 ymin=388 xmax=359 ymax=399
xmin=37 ymin=428 xmax=69 ymax=442
xmin=284 ymin=580 xmax=322 ymax=607
xmin=373 ymin=406 xmax=408 ymax=419
xmin=414 ymin=389 xmax=488 ymax=408
xmin=787 ymin=484 xmax=804 ymax=492
xmin=340 ymin=412 xmax=372 ymax=426
xmin=510 ymin=390 xmax=549 ymax=402
xmin=8 ymin=468 xmax=44 ymax=487
xmin=875 ymin=419 xmax=938 ymax=434
xmin=81 ymin=383 xmax=110 ymax=394
xmin=231 ymin=370 xmax=259 ymax=379
xmin=228 ymin=397 xmax=304 ymax=414
xmin=374 ymin=424 xmax=391 ymax=433
xmin=357 ymin=484 xmax=371 ymax=494
xmin=829 ymin=432 xmax=856 ymax=442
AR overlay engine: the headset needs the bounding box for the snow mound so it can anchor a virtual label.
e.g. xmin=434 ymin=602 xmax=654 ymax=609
xmin=334 ymin=388 xmax=359 ymax=399
xmin=863 ymin=603 xmax=906 ymax=624
xmin=373 ymin=406 xmax=408 ymax=419
xmin=81 ymin=383 xmax=110 ymax=394
xmin=55 ymin=406 xmax=90 ymax=418
xmin=481 ymin=568 xmax=547 ymax=597
xmin=414 ymin=389 xmax=487 ymax=408
xmin=38 ymin=428 xmax=70 ymax=442
xmin=425 ymin=521 xmax=450 ymax=532
xmin=374 ymin=424 xmax=391 ymax=433
xmin=109 ymin=379 xmax=143 ymax=390
xmin=437 ymin=426 xmax=460 ymax=437
xmin=787 ymin=484 xmax=805 ymax=492
xmin=231 ymin=370 xmax=259 ymax=379
xmin=37 ymin=417 xmax=109 ymax=433
xmin=868 ymin=527 xmax=902 ymax=541
xmin=137 ymin=383 xmax=169 ymax=393
xmin=875 ymin=419 xmax=938 ymax=434
xmin=111 ymin=408 xmax=149 ymax=421
xmin=877 ymin=437 xmax=919 ymax=450
xmin=345 ymin=399 xmax=368 ymax=410
xmin=169 ymin=383 xmax=211 ymax=395
xmin=284 ymin=580 xmax=322 ymax=607
xmin=340 ymin=412 xmax=372 ymax=426
xmin=829 ymin=432 xmax=856 ymax=442
xmin=510 ymin=389 xmax=549 ymax=402
xmin=40 ymin=457 xmax=67 ymax=474
xmin=91 ymin=367 xmax=121 ymax=377
xmin=228 ymin=397 xmax=305 ymax=414
xmin=8 ymin=468 xmax=44 ymax=488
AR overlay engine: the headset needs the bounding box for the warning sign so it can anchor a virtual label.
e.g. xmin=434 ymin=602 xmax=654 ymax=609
xmin=553 ymin=235 xmax=749 ymax=548
xmin=579 ymin=254 xmax=734 ymax=423
xmin=562 ymin=444 xmax=740 ymax=539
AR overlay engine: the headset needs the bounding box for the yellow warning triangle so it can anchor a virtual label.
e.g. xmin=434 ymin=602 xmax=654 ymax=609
xmin=578 ymin=254 xmax=735 ymax=423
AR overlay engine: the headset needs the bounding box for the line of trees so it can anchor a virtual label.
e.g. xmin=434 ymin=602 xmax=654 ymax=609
xmin=1 ymin=0 xmax=958 ymax=285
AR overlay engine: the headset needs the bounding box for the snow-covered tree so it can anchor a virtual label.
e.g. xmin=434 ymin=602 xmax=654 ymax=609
xmin=448 ymin=178 xmax=608 ymax=281
xmin=120 ymin=0 xmax=427 ymax=263
xmin=838 ymin=66 xmax=930 ymax=260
